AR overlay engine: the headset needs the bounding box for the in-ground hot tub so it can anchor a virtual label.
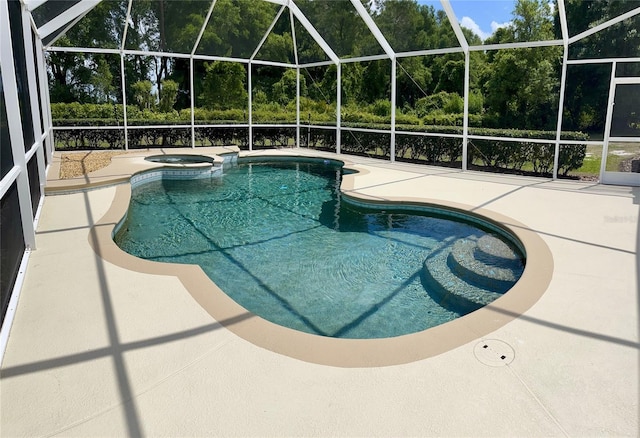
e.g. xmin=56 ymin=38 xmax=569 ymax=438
xmin=144 ymin=154 xmax=215 ymax=165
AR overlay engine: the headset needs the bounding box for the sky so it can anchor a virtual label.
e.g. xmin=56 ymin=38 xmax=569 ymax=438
xmin=417 ymin=0 xmax=516 ymax=41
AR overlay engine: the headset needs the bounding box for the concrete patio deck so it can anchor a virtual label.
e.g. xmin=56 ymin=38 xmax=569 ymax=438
xmin=1 ymin=147 xmax=638 ymax=437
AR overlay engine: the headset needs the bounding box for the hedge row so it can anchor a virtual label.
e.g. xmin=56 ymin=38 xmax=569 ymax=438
xmin=51 ymin=103 xmax=484 ymax=128
xmin=52 ymin=122 xmax=587 ymax=176
xmin=466 ymin=128 xmax=588 ymax=176
xmin=252 ymin=127 xmax=296 ymax=148
xmin=468 ymin=139 xmax=587 ymax=176
xmin=301 ymin=123 xmax=587 ymax=176
xmin=302 ymin=128 xmax=337 ymax=151
xmin=52 ymin=124 xmax=300 ymax=150
xmin=51 ymin=103 xmax=247 ymax=123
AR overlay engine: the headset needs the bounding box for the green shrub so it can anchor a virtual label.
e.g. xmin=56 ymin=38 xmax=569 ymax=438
xmin=395 ymin=134 xmax=461 ymax=164
xmin=50 ymin=103 xmax=587 ymax=176
xmin=341 ymin=129 xmax=391 ymax=158
xmin=466 ymin=129 xmax=588 ymax=175
xmin=558 ymin=144 xmax=587 ymax=176
xmin=395 ymin=112 xmax=421 ymax=126
xmin=443 ymin=94 xmax=464 ymax=114
xmin=194 ymin=126 xmax=248 ymax=147
xmin=252 ymin=127 xmax=296 ymax=148
xmin=370 ymin=99 xmax=391 ymax=117
xmin=302 ymin=127 xmax=337 ymax=151
xmin=468 ymin=90 xmax=484 ymax=114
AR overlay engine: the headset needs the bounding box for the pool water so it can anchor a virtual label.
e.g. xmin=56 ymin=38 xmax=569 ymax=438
xmin=115 ymin=159 xmax=525 ymax=338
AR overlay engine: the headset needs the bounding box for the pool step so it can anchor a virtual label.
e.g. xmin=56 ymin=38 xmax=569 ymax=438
xmin=422 ymin=236 xmax=523 ymax=314
xmin=448 ymin=239 xmax=521 ymax=293
xmin=475 ymin=235 xmax=522 ymax=268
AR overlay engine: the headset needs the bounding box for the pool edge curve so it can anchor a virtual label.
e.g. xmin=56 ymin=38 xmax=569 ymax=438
xmin=88 ymin=154 xmax=554 ymax=368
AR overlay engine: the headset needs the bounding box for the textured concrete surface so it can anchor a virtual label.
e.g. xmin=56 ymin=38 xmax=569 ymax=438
xmin=1 ymin=148 xmax=638 ymax=437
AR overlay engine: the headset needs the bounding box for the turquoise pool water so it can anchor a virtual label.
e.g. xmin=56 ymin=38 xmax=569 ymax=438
xmin=115 ymin=159 xmax=525 ymax=339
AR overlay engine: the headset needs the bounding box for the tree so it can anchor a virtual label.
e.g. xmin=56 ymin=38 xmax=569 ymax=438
xmin=159 ymin=80 xmax=178 ymax=112
xmin=272 ymin=70 xmax=307 ymax=105
xmin=132 ymin=80 xmax=154 ymax=111
xmin=511 ymin=0 xmax=555 ymax=41
xmin=396 ymin=57 xmax=433 ymax=108
xmin=295 ymin=0 xmax=377 ymax=57
xmin=258 ymin=33 xmax=296 ymax=64
xmin=46 ymin=0 xmax=128 ymax=103
xmin=373 ymin=0 xmax=433 ymax=52
xmin=90 ymin=56 xmax=115 ymax=103
xmin=340 ymin=63 xmax=365 ymax=104
xmin=415 ymin=92 xmax=463 ymax=117
xmin=196 ymin=0 xmax=276 ymax=58
xmin=434 ymin=60 xmax=465 ymax=95
xmin=482 ymin=0 xmax=561 ymax=129
xmin=199 ymin=62 xmax=247 ymax=110
xmin=44 ymin=0 xmax=171 ymax=105
xmin=361 ymin=60 xmax=391 ymax=104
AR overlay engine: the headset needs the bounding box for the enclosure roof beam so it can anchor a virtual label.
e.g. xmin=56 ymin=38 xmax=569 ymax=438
xmin=339 ymin=54 xmax=392 ymax=64
xmin=350 ymin=0 xmax=395 ymax=60
xmin=46 ymin=45 xmax=120 ymax=54
xmin=290 ymin=6 xmax=298 ymax=65
xmin=470 ymin=39 xmax=564 ymax=52
xmin=569 ymin=6 xmax=640 ymax=45
xmin=288 ymin=0 xmax=339 ymax=65
xmin=37 ymin=0 xmax=100 ymax=39
xmin=557 ymin=0 xmax=569 ymax=45
xmin=395 ymin=47 xmax=464 ymax=59
xmin=299 ymin=60 xmax=335 ymax=69
xmin=191 ymin=0 xmax=217 ymax=56
xmin=251 ymin=3 xmax=287 ymax=60
xmin=567 ymin=56 xmax=640 ymax=65
xmin=440 ymin=0 xmax=468 ymax=53
xmin=24 ymin=0 xmax=49 ymax=12
xmin=43 ymin=10 xmax=91 ymax=48
xmin=120 ymin=0 xmax=132 ymax=52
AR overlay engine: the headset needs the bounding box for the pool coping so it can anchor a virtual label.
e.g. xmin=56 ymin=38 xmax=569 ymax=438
xmin=45 ymin=146 xmax=240 ymax=195
xmin=87 ymin=152 xmax=554 ymax=367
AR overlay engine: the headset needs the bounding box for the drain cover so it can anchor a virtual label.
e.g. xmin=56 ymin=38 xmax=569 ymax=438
xmin=474 ymin=339 xmax=515 ymax=367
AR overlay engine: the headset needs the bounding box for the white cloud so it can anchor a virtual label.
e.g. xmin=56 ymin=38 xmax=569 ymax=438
xmin=460 ymin=16 xmax=490 ymax=41
xmin=460 ymin=17 xmax=514 ymax=42
xmin=490 ymin=20 xmax=512 ymax=33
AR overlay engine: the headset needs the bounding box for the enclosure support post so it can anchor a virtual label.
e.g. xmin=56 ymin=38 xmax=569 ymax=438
xmin=248 ymin=61 xmax=253 ymax=151
xmin=290 ymin=5 xmax=300 ymax=148
xmin=190 ymin=56 xmax=195 ymax=148
xmin=41 ymin=42 xmax=55 ymax=157
xmin=22 ymin=9 xmax=46 ymax=192
xmin=462 ymin=51 xmax=470 ymax=172
xmin=390 ymin=58 xmax=396 ymax=163
xmin=296 ymin=66 xmax=301 ymax=148
xmin=0 ymin=0 xmax=35 ymax=249
xmin=336 ymin=62 xmax=341 ymax=155
xmin=599 ymin=61 xmax=618 ymax=182
xmin=553 ymin=46 xmax=569 ymax=180
xmin=35 ymin=37 xmax=53 ymax=163
xmin=120 ymin=51 xmax=129 ymax=150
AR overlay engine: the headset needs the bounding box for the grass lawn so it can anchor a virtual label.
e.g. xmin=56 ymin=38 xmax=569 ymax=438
xmin=579 ymin=142 xmax=640 ymax=175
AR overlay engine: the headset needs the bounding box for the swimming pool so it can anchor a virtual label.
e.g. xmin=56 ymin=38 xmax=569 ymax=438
xmin=114 ymin=158 xmax=525 ymax=339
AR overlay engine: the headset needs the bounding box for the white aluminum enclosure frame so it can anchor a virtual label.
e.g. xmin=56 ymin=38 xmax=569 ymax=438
xmin=0 ymin=0 xmax=53 ymax=361
xmin=30 ymin=0 xmax=640 ymax=182
xmin=600 ymin=68 xmax=640 ymax=186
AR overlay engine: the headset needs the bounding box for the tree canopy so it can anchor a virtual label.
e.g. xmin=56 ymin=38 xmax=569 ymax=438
xmin=46 ymin=0 xmax=639 ymax=134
